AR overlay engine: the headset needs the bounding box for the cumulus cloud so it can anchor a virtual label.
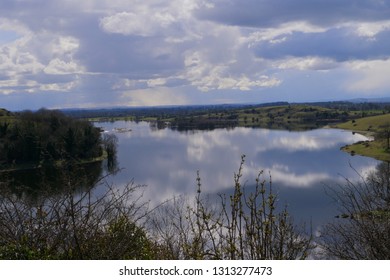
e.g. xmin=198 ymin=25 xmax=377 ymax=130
xmin=182 ymin=50 xmax=280 ymax=91
xmin=0 ymin=30 xmax=85 ymax=95
xmin=44 ymin=59 xmax=84 ymax=75
xmin=100 ymin=11 xmax=176 ymax=37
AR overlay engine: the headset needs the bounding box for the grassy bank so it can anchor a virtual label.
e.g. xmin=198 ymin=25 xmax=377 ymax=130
xmin=335 ymin=113 xmax=390 ymax=162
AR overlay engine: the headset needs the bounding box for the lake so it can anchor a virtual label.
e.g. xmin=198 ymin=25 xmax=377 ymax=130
xmin=97 ymin=121 xmax=380 ymax=231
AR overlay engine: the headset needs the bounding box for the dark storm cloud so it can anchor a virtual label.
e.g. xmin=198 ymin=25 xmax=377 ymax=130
xmin=254 ymin=28 xmax=390 ymax=61
xmin=196 ymin=0 xmax=390 ymax=27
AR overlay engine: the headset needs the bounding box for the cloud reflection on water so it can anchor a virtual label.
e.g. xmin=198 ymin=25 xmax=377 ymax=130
xmin=99 ymin=121 xmax=379 ymax=227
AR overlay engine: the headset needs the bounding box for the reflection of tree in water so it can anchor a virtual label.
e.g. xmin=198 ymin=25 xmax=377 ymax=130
xmin=102 ymin=133 xmax=119 ymax=175
xmin=0 ymin=161 xmax=103 ymax=201
xmin=320 ymin=161 xmax=390 ymax=259
xmin=0 ymin=132 xmax=120 ymax=201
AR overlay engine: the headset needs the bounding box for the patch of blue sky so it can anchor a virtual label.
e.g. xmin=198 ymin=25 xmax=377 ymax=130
xmin=0 ymin=30 xmax=21 ymax=44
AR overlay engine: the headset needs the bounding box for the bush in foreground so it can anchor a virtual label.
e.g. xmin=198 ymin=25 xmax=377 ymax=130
xmin=150 ymin=155 xmax=314 ymax=260
xmin=0 ymin=180 xmax=153 ymax=260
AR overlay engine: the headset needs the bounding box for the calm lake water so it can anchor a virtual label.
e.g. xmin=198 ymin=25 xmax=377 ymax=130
xmin=98 ymin=121 xmax=380 ymax=231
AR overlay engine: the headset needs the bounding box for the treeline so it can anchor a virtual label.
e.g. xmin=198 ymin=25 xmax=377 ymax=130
xmin=62 ymin=104 xmax=261 ymax=120
xmin=310 ymin=101 xmax=390 ymax=112
xmin=62 ymin=101 xmax=390 ymax=121
xmin=0 ymin=109 xmax=102 ymax=167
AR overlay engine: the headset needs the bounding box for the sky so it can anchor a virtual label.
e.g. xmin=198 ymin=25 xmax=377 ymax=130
xmin=1 ymin=0 xmax=390 ymax=110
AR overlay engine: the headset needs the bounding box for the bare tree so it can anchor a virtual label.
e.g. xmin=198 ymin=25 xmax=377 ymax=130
xmin=320 ymin=162 xmax=390 ymax=259
xmin=102 ymin=133 xmax=119 ymax=173
xmin=376 ymin=123 xmax=390 ymax=151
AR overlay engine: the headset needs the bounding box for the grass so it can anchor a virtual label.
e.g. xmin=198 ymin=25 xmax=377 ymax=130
xmin=342 ymin=140 xmax=390 ymax=162
xmin=336 ymin=113 xmax=390 ymax=133
xmin=336 ymin=113 xmax=390 ymax=161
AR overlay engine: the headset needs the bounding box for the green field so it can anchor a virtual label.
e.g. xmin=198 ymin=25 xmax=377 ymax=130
xmin=336 ymin=113 xmax=390 ymax=132
xmin=137 ymin=104 xmax=364 ymax=131
xmin=234 ymin=104 xmax=344 ymax=129
xmin=335 ymin=113 xmax=390 ymax=161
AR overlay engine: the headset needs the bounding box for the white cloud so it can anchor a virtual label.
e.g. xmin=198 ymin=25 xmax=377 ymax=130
xmin=353 ymin=20 xmax=390 ymax=38
xmin=251 ymin=129 xmax=369 ymax=153
xmin=100 ymin=11 xmax=172 ymax=37
xmin=182 ymin=50 xmax=281 ymax=91
xmin=186 ymin=129 xmax=235 ymax=161
xmin=0 ymin=38 xmax=45 ymax=95
xmin=271 ymin=165 xmax=331 ymax=188
xmin=244 ymin=21 xmax=327 ymax=46
xmin=44 ymin=58 xmax=84 ymax=75
xmin=99 ymin=0 xmax=198 ymax=37
xmin=146 ymin=78 xmax=167 ymax=87
xmin=345 ymin=59 xmax=390 ymax=92
xmin=98 ymin=2 xmax=283 ymax=93
xmin=39 ymin=80 xmax=78 ymax=92
xmin=0 ymin=36 xmax=44 ymax=76
xmin=121 ymin=87 xmax=189 ymax=107
xmin=0 ymin=30 xmax=85 ymax=95
xmin=50 ymin=36 xmax=80 ymax=57
xmin=275 ymin=56 xmax=338 ymax=71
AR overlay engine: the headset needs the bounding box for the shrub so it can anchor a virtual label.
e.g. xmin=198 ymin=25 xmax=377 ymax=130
xmin=150 ymin=155 xmax=314 ymax=260
xmin=320 ymin=162 xmax=390 ymax=259
xmin=0 ymin=178 xmax=154 ymax=260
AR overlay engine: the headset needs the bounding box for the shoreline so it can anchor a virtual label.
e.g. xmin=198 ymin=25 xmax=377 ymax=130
xmin=0 ymin=152 xmax=107 ymax=174
xmin=335 ymin=128 xmax=389 ymax=162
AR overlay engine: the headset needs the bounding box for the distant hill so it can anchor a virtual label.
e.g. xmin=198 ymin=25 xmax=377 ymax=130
xmin=0 ymin=108 xmax=13 ymax=117
xmin=348 ymin=97 xmax=390 ymax=103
